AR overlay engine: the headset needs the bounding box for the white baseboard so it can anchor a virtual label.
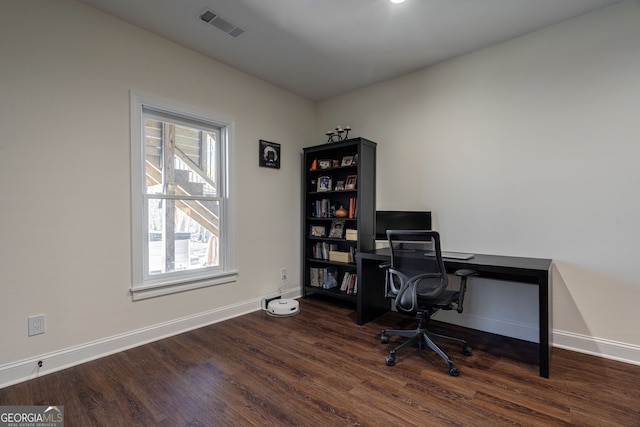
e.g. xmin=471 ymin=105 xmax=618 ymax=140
xmin=0 ymin=289 xmax=301 ymax=389
xmin=552 ymin=330 xmax=640 ymax=366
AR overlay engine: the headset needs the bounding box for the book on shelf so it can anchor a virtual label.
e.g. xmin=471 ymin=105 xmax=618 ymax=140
xmin=339 ymin=272 xmax=358 ymax=294
xmin=310 ymin=267 xmax=321 ymax=287
xmin=347 ymin=273 xmax=358 ymax=295
xmin=348 ymin=197 xmax=357 ymax=218
xmin=340 ymin=272 xmax=351 ymax=292
xmin=349 ymin=274 xmax=358 ymax=295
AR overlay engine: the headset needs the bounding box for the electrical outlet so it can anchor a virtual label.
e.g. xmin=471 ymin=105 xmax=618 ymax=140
xmin=281 ymin=268 xmax=288 ymax=280
xmin=28 ymin=314 xmax=46 ymax=336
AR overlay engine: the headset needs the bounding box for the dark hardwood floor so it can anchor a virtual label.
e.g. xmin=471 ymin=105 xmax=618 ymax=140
xmin=2 ymin=297 xmax=639 ymax=426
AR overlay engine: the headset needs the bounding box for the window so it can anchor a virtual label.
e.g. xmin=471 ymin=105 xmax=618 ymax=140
xmin=130 ymin=91 xmax=236 ymax=300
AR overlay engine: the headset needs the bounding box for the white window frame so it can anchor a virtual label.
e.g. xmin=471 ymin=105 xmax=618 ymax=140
xmin=130 ymin=90 xmax=237 ymax=300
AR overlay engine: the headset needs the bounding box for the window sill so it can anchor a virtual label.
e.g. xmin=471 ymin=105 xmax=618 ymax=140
xmin=131 ymin=270 xmax=238 ymax=301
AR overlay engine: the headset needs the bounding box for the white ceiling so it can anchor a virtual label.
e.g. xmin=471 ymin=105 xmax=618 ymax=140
xmin=78 ymin=0 xmax=623 ymax=101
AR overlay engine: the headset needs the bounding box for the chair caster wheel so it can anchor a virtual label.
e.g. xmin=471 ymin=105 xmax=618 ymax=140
xmin=385 ymin=355 xmax=395 ymax=366
xmin=463 ymin=345 xmax=472 ymax=356
xmin=448 ymin=364 xmax=460 ymax=376
xmin=381 ymin=333 xmax=389 ymax=344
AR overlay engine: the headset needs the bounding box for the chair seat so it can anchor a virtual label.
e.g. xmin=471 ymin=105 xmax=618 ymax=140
xmin=429 ymin=289 xmax=459 ymax=308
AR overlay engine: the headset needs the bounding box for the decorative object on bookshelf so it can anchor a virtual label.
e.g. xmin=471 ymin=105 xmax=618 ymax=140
xmin=345 ymin=229 xmax=357 ymax=241
xmin=259 ymin=140 xmax=280 ymax=169
xmin=335 ymin=205 xmax=348 ymax=218
xmin=325 ymin=126 xmax=352 ymax=143
xmin=335 ymin=181 xmax=345 ymax=191
xmin=310 ymin=159 xmax=318 ymax=170
xmin=317 ymin=176 xmax=332 ymax=192
xmin=329 ymin=250 xmax=351 ymax=263
xmin=345 ymin=175 xmax=357 ymax=190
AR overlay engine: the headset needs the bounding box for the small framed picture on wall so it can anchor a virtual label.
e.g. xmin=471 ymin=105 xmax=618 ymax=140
xmin=259 ymin=140 xmax=281 ymax=169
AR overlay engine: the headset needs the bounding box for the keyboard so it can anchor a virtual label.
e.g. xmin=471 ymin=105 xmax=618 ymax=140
xmin=425 ymin=251 xmax=474 ymax=260
xmin=442 ymin=251 xmax=474 ymax=260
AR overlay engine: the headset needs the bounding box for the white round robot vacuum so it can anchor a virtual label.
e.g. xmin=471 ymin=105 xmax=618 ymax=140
xmin=267 ymin=298 xmax=300 ymax=317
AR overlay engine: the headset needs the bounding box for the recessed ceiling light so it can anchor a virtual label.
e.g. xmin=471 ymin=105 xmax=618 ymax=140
xmin=390 ymin=0 xmax=406 ymax=3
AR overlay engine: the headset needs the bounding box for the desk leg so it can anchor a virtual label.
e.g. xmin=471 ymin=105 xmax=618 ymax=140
xmin=539 ymin=271 xmax=550 ymax=378
xmin=356 ymin=258 xmax=390 ymax=325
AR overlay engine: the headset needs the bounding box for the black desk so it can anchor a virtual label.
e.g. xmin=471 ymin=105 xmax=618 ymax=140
xmin=356 ymin=248 xmax=552 ymax=378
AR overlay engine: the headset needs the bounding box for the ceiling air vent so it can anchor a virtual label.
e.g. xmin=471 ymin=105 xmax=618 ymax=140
xmin=199 ymin=9 xmax=245 ymax=38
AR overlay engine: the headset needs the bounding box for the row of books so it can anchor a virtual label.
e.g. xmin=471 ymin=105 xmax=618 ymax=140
xmin=340 ymin=272 xmax=358 ymax=295
xmin=347 ymin=197 xmax=357 ymax=219
xmin=312 ymin=242 xmax=357 ymax=264
xmin=311 ymin=199 xmax=333 ymax=218
xmin=311 ymin=198 xmax=357 ymax=218
xmin=312 ymin=242 xmax=338 ymax=260
xmin=308 ymin=268 xmax=358 ymax=295
xmin=309 ymin=267 xmax=338 ymax=289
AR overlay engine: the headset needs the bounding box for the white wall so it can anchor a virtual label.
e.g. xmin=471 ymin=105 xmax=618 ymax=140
xmin=317 ymin=1 xmax=640 ymax=361
xmin=0 ymin=0 xmax=313 ymax=383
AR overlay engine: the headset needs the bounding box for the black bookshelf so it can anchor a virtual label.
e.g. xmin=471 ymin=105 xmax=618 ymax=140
xmin=302 ymin=138 xmax=376 ymax=305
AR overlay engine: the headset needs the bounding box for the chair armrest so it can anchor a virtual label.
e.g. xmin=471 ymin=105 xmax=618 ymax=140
xmin=453 ymin=269 xmax=477 ymax=313
xmin=454 ymin=269 xmax=477 ymax=277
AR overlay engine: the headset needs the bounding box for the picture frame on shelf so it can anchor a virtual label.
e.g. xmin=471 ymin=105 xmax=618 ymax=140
xmin=310 ymin=225 xmax=326 ymax=237
xmin=341 ymin=155 xmax=354 ymax=166
xmin=345 ymin=175 xmax=357 ymax=190
xmin=329 ymin=219 xmax=345 ymax=239
xmin=317 ymin=176 xmax=332 ymax=192
xmin=318 ymin=159 xmax=332 ymax=169
xmin=334 ymin=180 xmax=345 ymax=191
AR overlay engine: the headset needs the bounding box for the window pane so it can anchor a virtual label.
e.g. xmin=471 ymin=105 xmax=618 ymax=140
xmin=147 ymin=198 xmax=220 ymax=275
xmin=144 ymin=119 xmax=218 ymax=197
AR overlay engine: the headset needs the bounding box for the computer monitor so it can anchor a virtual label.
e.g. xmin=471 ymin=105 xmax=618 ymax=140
xmin=375 ymin=210 xmax=432 ymax=241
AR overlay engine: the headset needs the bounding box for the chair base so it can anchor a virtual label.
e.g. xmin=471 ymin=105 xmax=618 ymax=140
xmin=381 ymin=324 xmax=472 ymax=376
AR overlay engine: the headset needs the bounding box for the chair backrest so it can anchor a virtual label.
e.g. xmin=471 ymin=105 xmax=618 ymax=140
xmin=386 ymin=230 xmax=448 ymax=314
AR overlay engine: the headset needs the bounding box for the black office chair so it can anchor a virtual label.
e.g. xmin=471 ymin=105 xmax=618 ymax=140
xmin=380 ymin=230 xmax=477 ymax=376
